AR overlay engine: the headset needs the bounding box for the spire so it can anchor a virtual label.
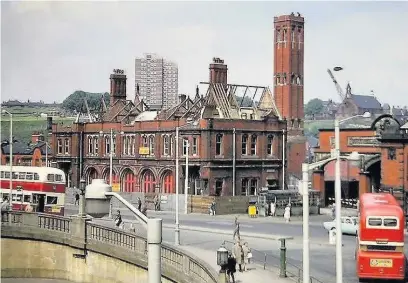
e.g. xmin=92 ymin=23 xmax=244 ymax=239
xmin=195 ymin=85 xmax=200 ymax=100
xmin=134 ymin=83 xmax=141 ymax=105
xmin=345 ymin=82 xmax=352 ymax=98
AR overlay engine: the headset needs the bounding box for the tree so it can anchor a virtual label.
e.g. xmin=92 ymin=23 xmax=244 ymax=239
xmin=61 ymin=91 xmax=110 ymax=112
xmin=305 ymin=98 xmax=324 ymax=116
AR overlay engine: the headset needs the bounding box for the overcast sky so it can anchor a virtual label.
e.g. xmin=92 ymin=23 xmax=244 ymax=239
xmin=2 ymin=1 xmax=408 ymax=106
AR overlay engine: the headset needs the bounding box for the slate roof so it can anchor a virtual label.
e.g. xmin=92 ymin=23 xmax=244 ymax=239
xmin=351 ymin=94 xmax=382 ymax=110
xmin=1 ymin=141 xmax=50 ymax=155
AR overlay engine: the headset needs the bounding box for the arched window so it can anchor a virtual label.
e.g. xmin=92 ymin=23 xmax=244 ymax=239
xmin=93 ymin=136 xmax=98 ymax=154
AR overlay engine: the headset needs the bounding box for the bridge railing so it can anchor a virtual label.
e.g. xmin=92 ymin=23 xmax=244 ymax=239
xmin=1 ymin=211 xmax=218 ymax=283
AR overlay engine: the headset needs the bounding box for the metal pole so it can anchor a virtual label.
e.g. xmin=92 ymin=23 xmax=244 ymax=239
xmin=302 ymin=163 xmax=309 ymax=283
xmin=109 ymin=129 xmax=114 ymax=218
xmin=282 ymin=129 xmax=286 ymax=190
xmin=232 ymin=128 xmax=236 ymax=196
xmin=147 ymin=218 xmax=162 ymax=283
xmin=9 ymin=113 xmax=13 ymax=210
xmin=184 ymin=140 xmax=189 ymax=214
xmin=175 ymin=127 xmax=180 ymax=245
xmin=279 ymin=239 xmax=287 ymax=278
xmin=334 ymin=119 xmax=343 ymax=283
xmin=45 ymin=141 xmax=48 ymax=167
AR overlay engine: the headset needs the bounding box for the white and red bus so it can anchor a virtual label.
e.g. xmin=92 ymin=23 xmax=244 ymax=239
xmin=356 ymin=193 xmax=406 ymax=282
xmin=0 ymin=165 xmax=66 ymax=215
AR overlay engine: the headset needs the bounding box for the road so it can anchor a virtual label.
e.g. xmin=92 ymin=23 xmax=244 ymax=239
xmin=65 ymin=204 xmax=361 ymax=283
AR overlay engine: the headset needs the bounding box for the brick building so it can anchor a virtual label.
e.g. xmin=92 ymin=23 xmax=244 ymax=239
xmin=1 ymin=133 xmax=50 ymax=167
xmin=312 ymin=114 xmax=408 ymax=207
xmin=52 ymin=59 xmax=288 ymax=196
xmin=273 ymin=13 xmax=306 ymax=178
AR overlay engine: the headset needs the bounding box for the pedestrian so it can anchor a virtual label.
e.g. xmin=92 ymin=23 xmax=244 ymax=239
xmin=233 ymin=241 xmax=244 ymax=272
xmin=74 ymin=192 xmax=80 ymax=205
xmin=270 ymin=201 xmax=276 ymax=217
xmin=25 ymin=202 xmax=33 ymax=212
xmin=137 ymin=197 xmax=142 ymax=211
xmin=284 ymin=204 xmax=291 ymax=223
xmin=114 ymin=210 xmax=122 ymax=228
xmin=154 ymin=194 xmax=160 ymax=211
xmin=242 ymin=242 xmax=251 ymax=271
xmin=226 ymin=252 xmax=237 ymax=283
xmin=209 ymin=201 xmax=216 ymax=216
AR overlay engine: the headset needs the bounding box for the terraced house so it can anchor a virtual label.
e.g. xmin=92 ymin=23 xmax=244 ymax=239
xmin=52 ymin=58 xmax=294 ymax=196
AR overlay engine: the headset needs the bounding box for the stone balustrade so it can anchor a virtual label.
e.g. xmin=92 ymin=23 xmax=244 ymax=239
xmin=1 ymin=211 xmax=218 ymax=283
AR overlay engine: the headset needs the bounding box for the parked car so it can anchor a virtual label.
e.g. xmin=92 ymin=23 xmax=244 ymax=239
xmin=323 ymin=216 xmax=359 ymax=235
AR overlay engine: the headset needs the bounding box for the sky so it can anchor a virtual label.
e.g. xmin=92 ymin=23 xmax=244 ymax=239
xmin=1 ymin=1 xmax=408 ymax=106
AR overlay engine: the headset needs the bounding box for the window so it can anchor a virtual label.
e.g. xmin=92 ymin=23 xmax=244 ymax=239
xmin=215 ymin=134 xmax=223 ymax=156
xmin=215 ymin=180 xmax=223 ymax=196
xmin=47 ymin=174 xmax=55 ymax=182
xmin=64 ymin=139 xmax=69 ymax=154
xmin=388 ymin=148 xmax=396 ymax=160
xmin=46 ymin=196 xmax=58 ymax=205
xmin=267 ymin=135 xmax=273 ymax=155
xmin=93 ymin=136 xmax=99 ymax=155
xmin=142 ymin=135 xmax=148 ymax=147
xmin=88 ymin=136 xmax=93 ymax=154
xmin=368 ymin=218 xmax=382 ymax=226
xmin=182 ymin=138 xmax=188 ymax=156
xmin=56 ymin=175 xmax=63 ymax=182
xmin=241 ymin=179 xmax=249 ymax=195
xmin=291 ymin=29 xmax=295 ymax=48
xmin=112 ymin=136 xmax=116 ymax=154
xmin=241 ymin=113 xmax=247 ymax=119
xmin=170 ymin=135 xmax=174 ymax=156
xmin=57 ymin=139 xmax=63 ymax=154
xmin=192 ymin=137 xmax=198 ymax=155
xmin=250 ymin=179 xmax=258 ymax=195
xmin=34 ymin=173 xmax=40 ymax=180
xmin=0 ymin=171 xmax=3 ymax=178
xmin=242 ymin=134 xmax=248 ymax=155
xmin=250 ymin=135 xmax=257 ymax=155
xmin=131 ymin=136 xmax=136 ymax=155
xmin=282 ymin=29 xmax=287 ymax=42
xmin=384 ymin=218 xmax=398 ymax=227
xmin=18 ymin=172 xmax=26 ymax=179
xmin=149 ymin=135 xmax=155 ymax=155
xmin=25 ymin=173 xmax=33 ymax=180
xmin=4 ymin=172 xmax=10 ymax=179
xmin=24 ymin=195 xmax=31 ymax=203
xmin=163 ymin=135 xmax=170 ymax=156
xmin=105 ymin=136 xmax=110 ymax=155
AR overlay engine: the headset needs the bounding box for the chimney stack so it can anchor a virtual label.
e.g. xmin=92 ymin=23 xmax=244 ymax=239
xmin=209 ymin=57 xmax=228 ymax=86
xmin=110 ymin=69 xmax=127 ymax=106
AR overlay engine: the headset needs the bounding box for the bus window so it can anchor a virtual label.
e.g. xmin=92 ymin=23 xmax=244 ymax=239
xmin=34 ymin=173 xmax=40 ymax=180
xmin=24 ymin=195 xmax=31 ymax=203
xmin=18 ymin=172 xmax=26 ymax=179
xmin=384 ymin=218 xmax=398 ymax=227
xmin=47 ymin=174 xmax=55 ymax=182
xmin=368 ymin=218 xmax=382 ymax=226
xmin=26 ymin=173 xmax=33 ymax=180
xmin=4 ymin=172 xmax=10 ymax=178
xmin=32 ymin=194 xmax=39 ymax=204
xmin=46 ymin=196 xmax=58 ymax=205
xmin=12 ymin=172 xmax=18 ymax=179
xmin=56 ymin=175 xmax=62 ymax=182
xmin=12 ymin=194 xmax=22 ymax=202
xmin=0 ymin=171 xmax=4 ymax=178
xmin=2 ymin=193 xmax=9 ymax=201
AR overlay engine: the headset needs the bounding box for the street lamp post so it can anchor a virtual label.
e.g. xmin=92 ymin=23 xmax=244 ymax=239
xmin=301 ymin=151 xmax=361 ymax=283
xmin=184 ymin=139 xmax=189 ymax=215
xmin=3 ymin=110 xmax=13 ymax=210
xmin=175 ymin=127 xmax=180 ymax=245
xmin=109 ymin=129 xmax=114 ymax=218
xmin=334 ymin=112 xmax=369 ymax=283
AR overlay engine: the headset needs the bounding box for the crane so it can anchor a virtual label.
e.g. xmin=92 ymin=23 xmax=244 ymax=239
xmin=327 ymin=68 xmax=345 ymax=101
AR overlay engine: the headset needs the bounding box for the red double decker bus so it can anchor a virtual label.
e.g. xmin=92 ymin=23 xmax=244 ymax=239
xmin=357 ymin=193 xmax=406 ymax=282
xmin=0 ymin=165 xmax=66 ymax=215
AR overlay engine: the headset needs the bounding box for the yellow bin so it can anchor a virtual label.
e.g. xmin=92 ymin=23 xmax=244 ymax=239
xmin=248 ymin=205 xmax=257 ymax=218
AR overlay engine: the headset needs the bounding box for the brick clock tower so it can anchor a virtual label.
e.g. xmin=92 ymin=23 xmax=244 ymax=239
xmin=273 ymin=13 xmax=306 ymax=180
